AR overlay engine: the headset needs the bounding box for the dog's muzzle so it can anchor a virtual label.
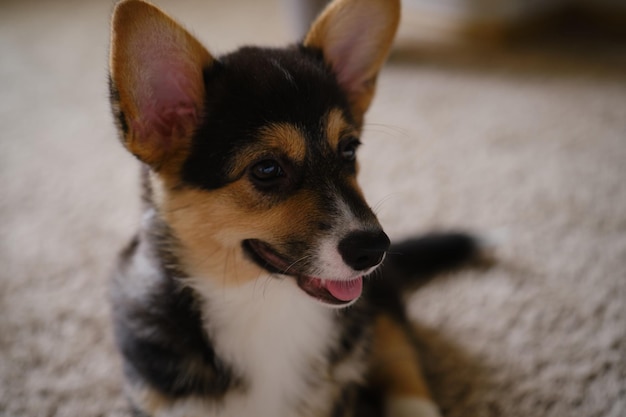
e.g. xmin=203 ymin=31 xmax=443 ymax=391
xmin=242 ymin=231 xmax=389 ymax=306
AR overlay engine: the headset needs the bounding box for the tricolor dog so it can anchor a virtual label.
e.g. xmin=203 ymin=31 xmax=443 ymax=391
xmin=108 ymin=0 xmax=481 ymax=416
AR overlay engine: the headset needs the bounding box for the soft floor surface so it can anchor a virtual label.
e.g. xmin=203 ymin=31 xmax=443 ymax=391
xmin=1 ymin=1 xmax=625 ymax=416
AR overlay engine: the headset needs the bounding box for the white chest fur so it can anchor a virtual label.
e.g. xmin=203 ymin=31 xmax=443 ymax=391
xmin=188 ymin=275 xmax=339 ymax=417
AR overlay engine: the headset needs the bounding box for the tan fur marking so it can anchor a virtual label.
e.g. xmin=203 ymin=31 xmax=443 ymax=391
xmin=162 ymin=181 xmax=323 ymax=287
xmin=227 ymin=123 xmax=307 ymax=177
xmin=260 ymin=123 xmax=307 ymax=162
xmin=370 ymin=314 xmax=433 ymax=400
xmin=129 ymin=385 xmax=171 ymax=415
xmin=325 ymin=109 xmax=358 ymax=150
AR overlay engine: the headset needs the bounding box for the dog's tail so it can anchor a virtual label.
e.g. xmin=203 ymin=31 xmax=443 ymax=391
xmin=384 ymin=232 xmax=485 ymax=287
xmin=368 ymin=232 xmax=489 ymax=317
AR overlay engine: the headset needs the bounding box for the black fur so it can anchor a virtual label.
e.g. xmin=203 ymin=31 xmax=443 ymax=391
xmin=108 ymin=75 xmax=129 ymax=136
xmin=111 ymin=225 xmax=243 ymax=400
xmin=183 ymin=46 xmax=353 ymax=192
xmin=384 ymin=233 xmax=480 ymax=287
xmin=368 ymin=233 xmax=481 ymax=323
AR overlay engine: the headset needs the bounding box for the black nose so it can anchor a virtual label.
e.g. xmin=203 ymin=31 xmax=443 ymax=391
xmin=338 ymin=230 xmax=391 ymax=271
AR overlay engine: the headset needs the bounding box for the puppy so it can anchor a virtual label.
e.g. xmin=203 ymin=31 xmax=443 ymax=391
xmin=108 ymin=0 xmax=480 ymax=416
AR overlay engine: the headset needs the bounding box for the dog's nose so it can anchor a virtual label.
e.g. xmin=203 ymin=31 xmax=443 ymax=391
xmin=338 ymin=230 xmax=390 ymax=271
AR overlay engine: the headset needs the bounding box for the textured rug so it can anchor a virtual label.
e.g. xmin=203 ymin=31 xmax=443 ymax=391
xmin=1 ymin=1 xmax=625 ymax=416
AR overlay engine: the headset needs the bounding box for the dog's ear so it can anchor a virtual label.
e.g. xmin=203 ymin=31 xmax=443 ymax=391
xmin=109 ymin=0 xmax=213 ymax=173
xmin=304 ymin=0 xmax=400 ymax=122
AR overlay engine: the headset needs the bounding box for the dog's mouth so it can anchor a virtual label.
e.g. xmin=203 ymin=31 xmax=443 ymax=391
xmin=242 ymin=239 xmax=363 ymax=306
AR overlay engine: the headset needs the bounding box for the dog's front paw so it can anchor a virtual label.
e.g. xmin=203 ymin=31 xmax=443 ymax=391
xmin=385 ymin=397 xmax=442 ymax=417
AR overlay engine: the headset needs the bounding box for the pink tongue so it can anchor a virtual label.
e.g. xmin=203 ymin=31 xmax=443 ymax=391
xmin=324 ymin=277 xmax=363 ymax=302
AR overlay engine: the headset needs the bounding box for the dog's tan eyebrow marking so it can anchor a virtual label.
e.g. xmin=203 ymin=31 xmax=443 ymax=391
xmin=257 ymin=122 xmax=307 ymax=161
xmin=227 ymin=123 xmax=307 ymax=177
xmin=326 ymin=108 xmax=356 ymax=149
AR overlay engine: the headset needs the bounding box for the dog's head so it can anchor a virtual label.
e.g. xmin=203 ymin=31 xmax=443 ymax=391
xmin=109 ymin=0 xmax=399 ymax=307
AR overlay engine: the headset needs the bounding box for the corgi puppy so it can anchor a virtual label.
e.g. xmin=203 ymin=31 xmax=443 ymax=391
xmin=108 ymin=0 xmax=481 ymax=416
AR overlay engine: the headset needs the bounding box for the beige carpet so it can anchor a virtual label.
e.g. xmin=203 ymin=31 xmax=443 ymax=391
xmin=1 ymin=1 xmax=625 ymax=416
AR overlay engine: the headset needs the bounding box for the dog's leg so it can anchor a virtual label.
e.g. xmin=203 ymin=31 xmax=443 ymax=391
xmin=370 ymin=314 xmax=441 ymax=417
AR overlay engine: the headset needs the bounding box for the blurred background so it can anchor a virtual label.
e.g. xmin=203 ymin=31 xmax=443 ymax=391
xmin=1 ymin=0 xmax=625 ymax=416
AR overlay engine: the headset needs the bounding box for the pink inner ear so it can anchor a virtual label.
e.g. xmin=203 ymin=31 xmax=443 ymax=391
xmin=137 ymin=59 xmax=201 ymax=144
xmin=321 ymin=7 xmax=387 ymax=95
xmin=328 ymin=33 xmax=369 ymax=92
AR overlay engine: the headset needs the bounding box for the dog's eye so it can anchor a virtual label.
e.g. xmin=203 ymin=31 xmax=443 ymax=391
xmin=250 ymin=159 xmax=285 ymax=186
xmin=339 ymin=138 xmax=361 ymax=162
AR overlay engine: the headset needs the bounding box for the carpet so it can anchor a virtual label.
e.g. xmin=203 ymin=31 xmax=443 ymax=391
xmin=1 ymin=1 xmax=624 ymax=416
